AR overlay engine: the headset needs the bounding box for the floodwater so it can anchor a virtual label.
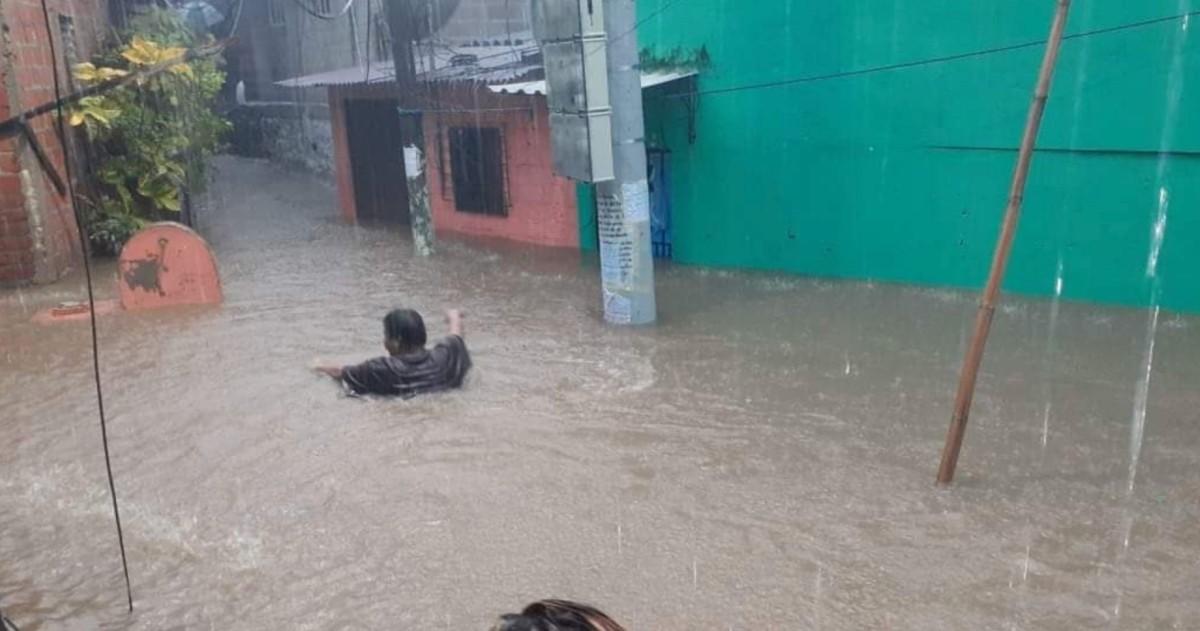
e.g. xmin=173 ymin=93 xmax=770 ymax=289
xmin=2 ymin=156 xmax=1199 ymax=630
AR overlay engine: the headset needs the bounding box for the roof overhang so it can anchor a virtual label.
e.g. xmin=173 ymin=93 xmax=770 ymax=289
xmin=486 ymin=69 xmax=698 ymax=96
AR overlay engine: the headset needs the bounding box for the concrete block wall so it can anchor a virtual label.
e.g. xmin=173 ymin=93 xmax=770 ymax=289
xmin=227 ymin=103 xmax=335 ymax=180
xmin=261 ymin=107 xmax=334 ymax=179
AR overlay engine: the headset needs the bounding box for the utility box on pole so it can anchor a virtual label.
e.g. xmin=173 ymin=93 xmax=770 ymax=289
xmin=533 ymin=0 xmax=614 ymax=182
xmin=535 ymin=0 xmax=656 ymax=325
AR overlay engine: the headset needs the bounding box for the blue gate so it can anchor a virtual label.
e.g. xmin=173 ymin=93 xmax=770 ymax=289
xmin=647 ymin=149 xmax=672 ymax=259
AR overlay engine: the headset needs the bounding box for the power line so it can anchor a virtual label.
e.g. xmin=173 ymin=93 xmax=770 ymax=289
xmin=438 ymin=43 xmax=537 ymax=66
xmin=603 ymin=0 xmax=679 ymax=53
xmin=222 ymin=0 xmax=246 ymax=39
xmin=374 ymin=0 xmax=677 ymax=72
xmin=377 ymin=0 xmax=669 ymax=86
xmin=363 ymin=0 xmax=372 ymax=82
xmin=38 ymin=0 xmax=134 ymax=613
xmin=290 ymin=0 xmax=357 ymax=20
xmin=666 ymin=9 xmax=1200 ymax=100
xmin=343 ymin=2 xmax=1188 ymax=100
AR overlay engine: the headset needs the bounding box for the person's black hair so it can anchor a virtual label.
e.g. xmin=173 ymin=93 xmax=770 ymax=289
xmin=491 ymin=600 xmax=625 ymax=631
xmin=384 ymin=308 xmax=427 ymax=348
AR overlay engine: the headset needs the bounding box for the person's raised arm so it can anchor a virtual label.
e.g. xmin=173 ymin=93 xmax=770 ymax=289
xmin=445 ymin=308 xmax=464 ymax=337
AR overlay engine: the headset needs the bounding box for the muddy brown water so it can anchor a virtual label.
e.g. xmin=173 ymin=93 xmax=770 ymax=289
xmin=2 ymin=156 xmax=1199 ymax=630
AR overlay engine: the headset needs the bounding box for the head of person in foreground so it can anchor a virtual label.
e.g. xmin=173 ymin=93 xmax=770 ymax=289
xmin=382 ymin=307 xmax=429 ymax=355
xmin=490 ymin=600 xmax=626 ymax=631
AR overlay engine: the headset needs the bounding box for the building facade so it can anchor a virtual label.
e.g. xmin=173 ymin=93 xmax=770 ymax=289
xmin=266 ymin=0 xmax=589 ymax=249
xmin=424 ymin=87 xmax=577 ymax=248
xmin=224 ymin=0 xmax=369 ymax=176
xmin=228 ymin=0 xmax=532 ymax=177
xmin=0 ymin=0 xmax=110 ymax=285
xmin=324 ymin=80 xmax=580 ymax=247
xmin=636 ymin=2 xmax=1200 ymax=312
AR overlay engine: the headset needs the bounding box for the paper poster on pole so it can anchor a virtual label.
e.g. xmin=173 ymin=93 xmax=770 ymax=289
xmin=404 ymin=145 xmax=423 ymax=179
xmin=597 ymin=194 xmax=635 ymax=290
xmin=622 ymin=179 xmax=650 ymax=222
xmin=603 ymin=289 xmax=632 ymax=324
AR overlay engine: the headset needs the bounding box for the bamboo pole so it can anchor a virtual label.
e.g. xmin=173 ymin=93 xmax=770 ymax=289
xmin=937 ymin=0 xmax=1073 ymax=485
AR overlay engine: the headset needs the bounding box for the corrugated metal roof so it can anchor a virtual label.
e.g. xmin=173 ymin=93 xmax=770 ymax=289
xmin=276 ymin=61 xmax=395 ymax=88
xmin=487 ymin=70 xmax=698 ymax=96
xmin=276 ymin=43 xmax=541 ymax=89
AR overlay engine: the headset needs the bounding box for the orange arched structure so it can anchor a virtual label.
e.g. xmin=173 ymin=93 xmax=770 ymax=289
xmin=118 ymin=222 xmax=222 ymax=310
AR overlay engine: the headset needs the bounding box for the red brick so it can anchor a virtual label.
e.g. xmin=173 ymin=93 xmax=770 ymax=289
xmin=0 ymin=0 xmax=105 ymax=283
xmin=0 ymin=250 xmax=34 ymax=265
xmin=0 ymin=235 xmax=34 ymax=251
xmin=0 ymin=263 xmax=35 ymax=283
xmin=0 ymin=200 xmax=28 ymax=217
xmin=0 ymin=259 xmax=33 ymax=271
xmin=0 ymin=176 xmax=22 ymax=195
xmin=0 ymin=225 xmax=30 ymax=243
xmin=0 ymin=150 xmax=20 ymax=173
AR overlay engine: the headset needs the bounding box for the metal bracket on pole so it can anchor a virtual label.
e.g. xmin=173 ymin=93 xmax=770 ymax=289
xmin=534 ymin=0 xmax=615 ymax=182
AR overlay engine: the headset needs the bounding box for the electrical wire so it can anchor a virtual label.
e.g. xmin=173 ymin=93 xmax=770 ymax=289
xmin=665 ymin=9 xmax=1200 ymax=100
xmin=423 ymin=44 xmax=537 ymax=69
xmin=369 ymin=42 xmax=537 ymax=85
xmin=363 ymin=0 xmax=373 ymax=82
xmin=37 ymin=0 xmax=134 ymax=613
xmin=501 ymin=0 xmax=528 ymax=64
xmin=294 ymin=0 xmax=311 ymax=148
xmin=223 ymin=0 xmax=246 ymax=39
xmin=351 ymin=0 xmax=667 ymax=86
xmin=416 ymin=0 xmax=675 ymax=87
xmin=605 ymin=0 xmax=678 ymax=52
xmin=290 ymin=0 xmax=357 ymax=20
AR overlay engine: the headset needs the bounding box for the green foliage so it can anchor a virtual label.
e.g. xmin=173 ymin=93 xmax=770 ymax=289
xmin=72 ymin=9 xmax=229 ymax=254
xmin=639 ymin=46 xmax=711 ymax=72
xmin=82 ymin=198 xmax=146 ymax=257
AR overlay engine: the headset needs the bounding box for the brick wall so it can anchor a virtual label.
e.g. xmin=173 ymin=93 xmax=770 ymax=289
xmin=0 ymin=0 xmax=109 ymax=285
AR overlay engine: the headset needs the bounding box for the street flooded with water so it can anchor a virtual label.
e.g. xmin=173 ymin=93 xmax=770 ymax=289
xmin=2 ymin=156 xmax=1199 ymax=629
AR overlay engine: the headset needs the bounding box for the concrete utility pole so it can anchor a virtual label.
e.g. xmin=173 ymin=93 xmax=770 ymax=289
xmin=595 ymin=0 xmax=656 ymax=324
xmin=383 ymin=0 xmax=434 ymax=256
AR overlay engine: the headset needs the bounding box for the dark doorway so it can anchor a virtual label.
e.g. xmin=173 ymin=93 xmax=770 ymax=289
xmin=345 ymin=99 xmax=410 ymax=224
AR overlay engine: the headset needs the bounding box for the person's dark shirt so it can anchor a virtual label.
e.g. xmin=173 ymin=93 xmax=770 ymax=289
xmin=341 ymin=335 xmax=471 ymax=398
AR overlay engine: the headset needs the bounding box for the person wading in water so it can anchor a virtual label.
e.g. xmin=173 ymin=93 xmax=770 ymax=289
xmin=315 ymin=308 xmax=471 ymax=398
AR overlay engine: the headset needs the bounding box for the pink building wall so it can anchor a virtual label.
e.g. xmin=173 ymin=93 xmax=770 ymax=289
xmin=327 ymin=89 xmax=357 ymax=224
xmin=424 ymin=89 xmax=579 ymax=248
xmin=328 ymin=84 xmax=579 ymax=248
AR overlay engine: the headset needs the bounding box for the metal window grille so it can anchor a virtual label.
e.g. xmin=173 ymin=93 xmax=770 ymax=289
xmin=448 ymin=127 xmax=507 ymax=216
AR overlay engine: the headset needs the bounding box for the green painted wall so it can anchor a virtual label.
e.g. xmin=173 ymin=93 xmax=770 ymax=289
xmin=637 ymin=1 xmax=1200 ymax=311
xmin=576 ymin=182 xmax=598 ymax=251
